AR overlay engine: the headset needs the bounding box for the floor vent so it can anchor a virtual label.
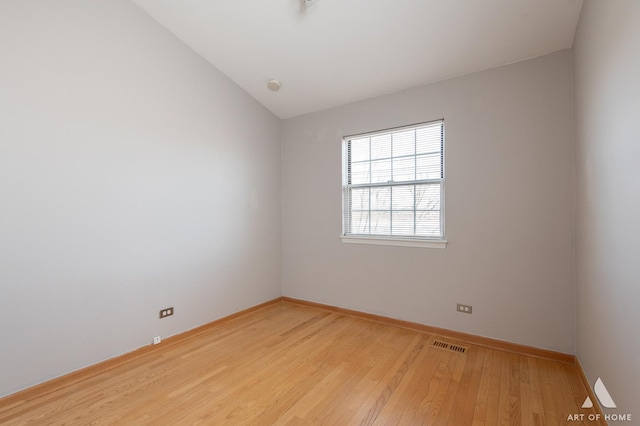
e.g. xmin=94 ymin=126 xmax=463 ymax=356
xmin=432 ymin=340 xmax=467 ymax=354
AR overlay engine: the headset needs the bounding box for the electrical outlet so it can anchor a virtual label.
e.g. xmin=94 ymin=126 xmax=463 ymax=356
xmin=159 ymin=307 xmax=174 ymax=319
xmin=457 ymin=303 xmax=473 ymax=314
xmin=153 ymin=336 xmax=161 ymax=345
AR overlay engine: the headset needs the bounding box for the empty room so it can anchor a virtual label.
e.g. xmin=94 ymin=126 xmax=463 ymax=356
xmin=1 ymin=0 xmax=638 ymax=424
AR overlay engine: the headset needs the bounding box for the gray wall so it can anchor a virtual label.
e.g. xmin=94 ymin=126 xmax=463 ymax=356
xmin=282 ymin=51 xmax=576 ymax=354
xmin=0 ymin=0 xmax=281 ymax=397
xmin=573 ymin=0 xmax=640 ymax=414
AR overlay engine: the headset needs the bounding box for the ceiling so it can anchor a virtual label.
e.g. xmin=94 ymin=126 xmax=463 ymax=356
xmin=130 ymin=0 xmax=584 ymax=119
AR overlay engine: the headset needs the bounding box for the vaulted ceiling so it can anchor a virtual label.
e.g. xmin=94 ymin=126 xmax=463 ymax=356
xmin=131 ymin=0 xmax=584 ymax=119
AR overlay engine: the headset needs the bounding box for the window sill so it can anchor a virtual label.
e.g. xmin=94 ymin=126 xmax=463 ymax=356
xmin=340 ymin=235 xmax=447 ymax=249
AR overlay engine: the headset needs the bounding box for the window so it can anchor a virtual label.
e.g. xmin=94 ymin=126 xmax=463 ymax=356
xmin=341 ymin=120 xmax=446 ymax=248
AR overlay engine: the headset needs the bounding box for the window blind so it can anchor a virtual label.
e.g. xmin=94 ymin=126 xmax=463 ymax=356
xmin=343 ymin=120 xmax=444 ymax=239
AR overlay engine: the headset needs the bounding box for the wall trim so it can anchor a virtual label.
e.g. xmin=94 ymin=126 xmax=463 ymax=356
xmin=282 ymin=296 xmax=576 ymax=364
xmin=0 ymin=297 xmax=282 ymax=404
xmin=575 ymin=359 xmax=606 ymax=422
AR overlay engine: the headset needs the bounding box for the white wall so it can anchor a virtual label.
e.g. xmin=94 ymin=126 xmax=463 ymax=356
xmin=573 ymin=0 xmax=640 ymax=415
xmin=282 ymin=51 xmax=575 ymax=353
xmin=0 ymin=0 xmax=281 ymax=397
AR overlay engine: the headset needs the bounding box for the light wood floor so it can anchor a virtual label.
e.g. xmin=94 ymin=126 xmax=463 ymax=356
xmin=0 ymin=302 xmax=601 ymax=425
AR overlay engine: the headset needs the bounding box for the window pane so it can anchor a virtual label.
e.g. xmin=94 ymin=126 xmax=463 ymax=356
xmin=351 ymin=211 xmax=370 ymax=234
xmin=350 ymin=137 xmax=370 ymax=162
xmin=415 ymin=184 xmax=440 ymax=210
xmin=416 ymin=154 xmax=441 ymax=180
xmin=371 ymin=134 xmax=391 ymax=160
xmin=343 ymin=120 xmax=444 ymax=240
xmin=371 ymin=159 xmax=391 ymax=183
xmin=416 ymin=124 xmax=442 ymax=154
xmin=350 ymin=187 xmax=369 ymax=210
xmin=416 ymin=211 xmax=441 ymax=237
xmin=392 ymin=157 xmax=415 ymax=182
xmin=370 ymin=211 xmax=391 ymax=235
xmin=370 ymin=187 xmax=390 ymax=210
xmin=392 ymin=186 xmax=414 ymax=210
xmin=351 ymin=162 xmax=370 ymax=184
xmin=392 ymin=211 xmax=414 ymax=236
xmin=393 ymin=130 xmax=415 ymax=157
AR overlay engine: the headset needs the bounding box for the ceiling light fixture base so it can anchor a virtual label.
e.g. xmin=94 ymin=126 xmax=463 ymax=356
xmin=267 ymin=79 xmax=281 ymax=92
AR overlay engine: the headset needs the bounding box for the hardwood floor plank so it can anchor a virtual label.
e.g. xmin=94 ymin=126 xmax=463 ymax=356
xmin=507 ymin=353 xmax=522 ymax=426
xmin=527 ymin=356 xmax=546 ymax=421
xmin=429 ymin=349 xmax=468 ymax=425
xmin=334 ymin=329 xmax=422 ymax=425
xmin=288 ymin=324 xmax=391 ymax=424
xmin=372 ymin=337 xmax=446 ymax=425
xmin=519 ymin=355 xmax=534 ymax=426
xmin=0 ymin=302 xmax=591 ymax=425
xmin=361 ymin=333 xmax=427 ymax=425
xmin=472 ymin=347 xmax=496 ymax=425
xmin=485 ymin=349 xmax=507 ymax=425
xmin=448 ymin=345 xmax=485 ymax=426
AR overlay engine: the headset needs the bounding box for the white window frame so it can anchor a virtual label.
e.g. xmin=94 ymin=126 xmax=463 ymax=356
xmin=340 ymin=120 xmax=447 ymax=249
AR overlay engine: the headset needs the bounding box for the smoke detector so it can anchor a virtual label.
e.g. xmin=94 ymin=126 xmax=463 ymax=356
xmin=267 ymin=79 xmax=281 ymax=92
xmin=303 ymin=0 xmax=319 ymax=8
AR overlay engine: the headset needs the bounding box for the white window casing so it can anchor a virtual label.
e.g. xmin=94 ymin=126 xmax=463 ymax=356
xmin=341 ymin=120 xmax=447 ymax=249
